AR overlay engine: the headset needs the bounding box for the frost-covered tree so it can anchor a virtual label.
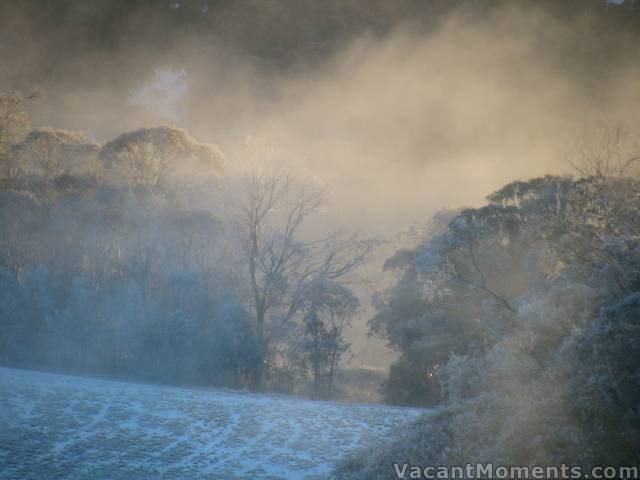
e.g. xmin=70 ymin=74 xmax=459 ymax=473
xmin=0 ymin=91 xmax=38 ymax=185
xmin=8 ymin=128 xmax=100 ymax=201
xmin=100 ymin=126 xmax=225 ymax=189
xmin=0 ymin=91 xmax=36 ymax=153
xmin=339 ymin=165 xmax=640 ymax=477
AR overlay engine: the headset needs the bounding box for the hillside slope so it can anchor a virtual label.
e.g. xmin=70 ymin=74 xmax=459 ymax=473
xmin=0 ymin=367 xmax=423 ymax=479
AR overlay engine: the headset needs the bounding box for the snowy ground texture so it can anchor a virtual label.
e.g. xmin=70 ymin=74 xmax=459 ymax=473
xmin=0 ymin=367 xmax=423 ymax=479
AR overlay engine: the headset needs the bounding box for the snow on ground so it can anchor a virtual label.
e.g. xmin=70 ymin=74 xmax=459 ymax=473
xmin=0 ymin=367 xmax=424 ymax=479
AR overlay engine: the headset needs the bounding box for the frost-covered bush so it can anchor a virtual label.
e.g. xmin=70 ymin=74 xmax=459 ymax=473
xmin=563 ymin=292 xmax=640 ymax=464
xmin=339 ymin=175 xmax=640 ymax=478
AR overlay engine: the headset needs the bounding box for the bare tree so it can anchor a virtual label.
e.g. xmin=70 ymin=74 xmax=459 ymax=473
xmin=0 ymin=90 xmax=38 ymax=182
xmin=569 ymin=122 xmax=640 ymax=181
xmin=232 ymin=167 xmax=371 ymax=390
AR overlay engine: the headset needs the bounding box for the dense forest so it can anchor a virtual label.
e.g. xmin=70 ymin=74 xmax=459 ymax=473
xmin=2 ymin=0 xmax=640 ymax=477
xmin=0 ymin=95 xmax=372 ymax=399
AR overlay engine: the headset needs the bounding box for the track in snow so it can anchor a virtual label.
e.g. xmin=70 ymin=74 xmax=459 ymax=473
xmin=0 ymin=367 xmax=423 ymax=479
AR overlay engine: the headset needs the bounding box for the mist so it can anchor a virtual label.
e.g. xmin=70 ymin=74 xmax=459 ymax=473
xmin=5 ymin=2 xmax=639 ymax=235
xmin=2 ymin=1 xmax=640 ymax=478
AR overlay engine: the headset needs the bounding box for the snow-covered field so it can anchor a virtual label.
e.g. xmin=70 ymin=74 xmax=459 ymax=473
xmin=0 ymin=367 xmax=423 ymax=479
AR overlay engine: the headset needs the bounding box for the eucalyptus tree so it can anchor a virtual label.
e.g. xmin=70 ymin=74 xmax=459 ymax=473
xmin=99 ymin=126 xmax=225 ymax=190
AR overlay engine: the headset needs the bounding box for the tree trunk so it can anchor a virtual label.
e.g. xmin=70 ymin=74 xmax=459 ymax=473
xmin=249 ymin=307 xmax=267 ymax=390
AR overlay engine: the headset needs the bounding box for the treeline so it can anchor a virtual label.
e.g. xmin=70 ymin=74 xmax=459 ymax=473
xmin=0 ymin=93 xmax=368 ymax=400
xmin=339 ymin=126 xmax=640 ymax=475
